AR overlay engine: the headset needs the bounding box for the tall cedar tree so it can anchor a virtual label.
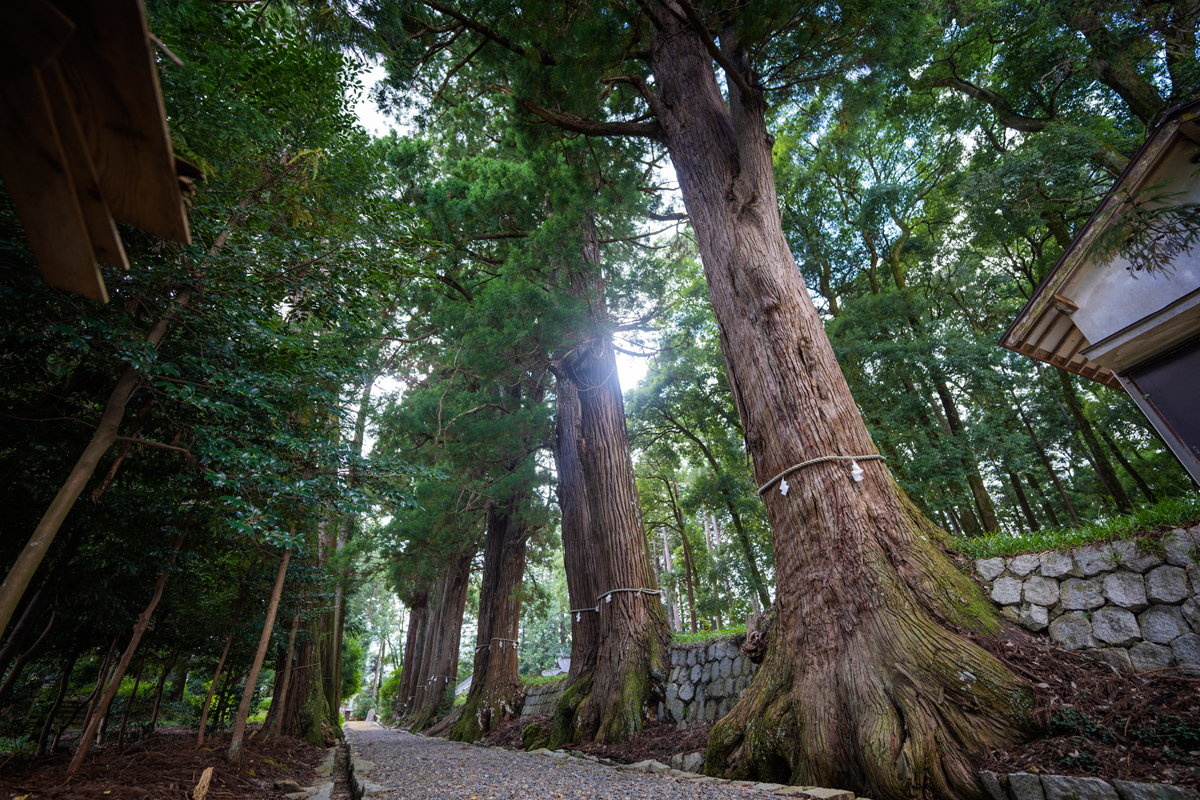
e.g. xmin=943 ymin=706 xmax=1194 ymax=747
xmin=371 ymin=1 xmax=1037 ymax=796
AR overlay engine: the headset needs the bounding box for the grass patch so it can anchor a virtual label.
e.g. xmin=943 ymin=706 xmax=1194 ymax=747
xmin=671 ymin=623 xmax=746 ymax=646
xmin=519 ymin=674 xmax=565 ymax=688
xmin=951 ymin=494 xmax=1200 ymax=559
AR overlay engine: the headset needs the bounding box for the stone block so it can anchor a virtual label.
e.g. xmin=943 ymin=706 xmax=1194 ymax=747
xmin=679 ymin=682 xmax=694 ymax=702
xmin=691 ymin=663 xmax=702 ymax=682
xmin=733 ymin=655 xmax=745 ymax=675
xmin=977 ymin=557 xmax=1006 ymax=580
xmin=1010 ymin=554 xmax=1041 ymax=576
xmin=1113 ymin=540 xmax=1164 ymax=573
xmin=1009 ymin=772 xmax=1046 ymax=800
xmin=1183 ymin=597 xmax=1200 ymax=632
xmin=702 ymin=662 xmax=712 ymax=683
xmin=795 ymin=789 xmax=855 ymax=800
xmin=1146 ymin=566 xmax=1189 ymax=604
xmin=681 ymin=751 xmax=705 ymax=773
xmin=1172 ymin=632 xmax=1200 ymax=676
xmin=1025 ymin=576 xmax=1060 ymax=607
xmin=704 ymin=700 xmax=718 ymax=720
xmin=1041 ymin=774 xmax=1118 ymax=800
xmin=1112 ymin=778 xmax=1200 ymax=799
xmin=1061 ymin=578 xmax=1105 ymax=610
xmin=1041 ymin=551 xmax=1076 ymax=579
xmin=1075 ymin=544 xmax=1117 ymax=577
xmin=672 ymin=649 xmax=683 ymax=667
xmin=1191 ymin=566 xmax=1200 ymax=595
xmin=1002 ymin=606 xmax=1021 ymax=623
xmin=687 ymin=649 xmax=697 ymax=666
xmin=720 ymin=657 xmax=732 ymax=678
xmin=980 ymin=771 xmax=1007 ymax=800
xmin=1092 ymin=607 xmax=1141 ymax=646
xmin=717 ymin=698 xmax=730 ymax=718
xmin=1129 ymin=642 xmax=1174 ymax=673
xmin=992 ymin=576 xmax=1024 ymax=605
xmin=1139 ymin=605 xmax=1189 ymax=644
xmin=666 ymin=683 xmax=678 ymax=705
xmin=1103 ymin=572 xmax=1148 ymax=611
xmin=1084 ymin=648 xmax=1133 ymax=674
xmin=1165 ymin=528 xmax=1200 ymax=567
xmin=1019 ymin=604 xmax=1050 ymax=632
xmin=1050 ymin=612 xmax=1098 ymax=650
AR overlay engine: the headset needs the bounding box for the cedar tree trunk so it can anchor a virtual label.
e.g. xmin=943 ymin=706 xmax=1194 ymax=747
xmin=643 ymin=13 xmax=1036 ymax=798
xmin=395 ymin=591 xmax=428 ymax=719
xmin=553 ymin=334 xmax=668 ymax=745
xmin=405 ymin=546 xmax=474 ymax=731
xmin=450 ymin=495 xmax=528 ymax=741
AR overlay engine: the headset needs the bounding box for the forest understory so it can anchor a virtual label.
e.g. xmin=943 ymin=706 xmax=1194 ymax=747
xmin=0 ymin=729 xmax=324 ymax=800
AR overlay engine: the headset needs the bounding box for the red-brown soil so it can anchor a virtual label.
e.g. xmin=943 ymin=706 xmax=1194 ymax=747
xmin=966 ymin=625 xmax=1200 ymax=788
xmin=0 ymin=728 xmax=324 ymax=800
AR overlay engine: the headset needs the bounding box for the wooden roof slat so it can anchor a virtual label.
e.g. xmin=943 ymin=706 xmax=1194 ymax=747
xmin=43 ymin=62 xmax=129 ymax=272
xmin=51 ymin=0 xmax=190 ymax=243
xmin=0 ymin=0 xmax=75 ymax=69
xmin=0 ymin=63 xmax=107 ymax=302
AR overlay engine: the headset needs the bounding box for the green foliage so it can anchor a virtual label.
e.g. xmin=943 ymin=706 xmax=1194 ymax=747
xmin=951 ymin=494 xmax=1200 ymax=558
xmin=671 ymin=624 xmax=747 ymax=646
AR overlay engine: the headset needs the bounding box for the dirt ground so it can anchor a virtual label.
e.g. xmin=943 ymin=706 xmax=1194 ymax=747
xmin=0 ymin=728 xmax=324 ymax=800
xmin=484 ymin=626 xmax=1199 ymax=791
xmin=966 ymin=624 xmax=1200 ymax=788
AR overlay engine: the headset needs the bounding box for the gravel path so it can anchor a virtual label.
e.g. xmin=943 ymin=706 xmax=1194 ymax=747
xmin=344 ymin=725 xmax=822 ymax=800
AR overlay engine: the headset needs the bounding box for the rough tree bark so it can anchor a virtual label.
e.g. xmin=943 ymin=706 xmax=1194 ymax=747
xmin=634 ymin=12 xmax=1036 ymax=798
xmin=450 ymin=495 xmax=528 ymax=742
xmin=229 ymin=548 xmax=290 ymax=761
xmin=394 ymin=590 xmax=428 ymax=720
xmin=548 ymin=376 xmax=602 ymax=745
xmin=69 ymin=532 xmax=184 ymax=773
xmin=404 ymin=545 xmax=474 ymax=731
xmin=552 ymin=332 xmax=669 ymax=746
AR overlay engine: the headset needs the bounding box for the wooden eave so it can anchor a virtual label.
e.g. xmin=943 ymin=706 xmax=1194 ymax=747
xmin=999 ymin=99 xmax=1200 ymax=392
xmin=0 ymin=0 xmax=193 ymax=304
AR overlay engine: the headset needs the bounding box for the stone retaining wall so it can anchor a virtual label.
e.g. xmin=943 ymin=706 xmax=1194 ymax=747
xmin=520 ymin=639 xmax=760 ymax=727
xmin=662 ymin=638 xmax=759 ymax=728
xmin=521 ymin=679 xmax=566 ymax=717
xmin=973 ymin=527 xmax=1200 ymax=675
xmin=980 ymin=770 xmax=1197 ymax=800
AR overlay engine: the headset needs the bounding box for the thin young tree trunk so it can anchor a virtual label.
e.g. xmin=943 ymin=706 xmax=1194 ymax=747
xmin=1097 ymin=425 xmax=1157 ymax=503
xmin=1056 ymin=367 xmax=1133 ymax=511
xmin=934 ymin=381 xmax=1001 ymax=533
xmin=1008 ymin=471 xmax=1041 ymax=532
xmin=117 ymin=653 xmax=147 ymax=752
xmin=0 ymin=609 xmax=57 ymax=703
xmin=73 ymin=637 xmax=119 ymax=750
xmin=69 ymin=532 xmax=184 ymax=773
xmin=450 ymin=495 xmax=528 ymax=742
xmin=669 ymin=480 xmax=699 ymax=634
xmin=37 ymin=651 xmax=79 ymax=756
xmin=1015 ymin=403 xmax=1079 ymax=524
xmin=266 ymin=611 xmax=300 ymax=737
xmin=0 ymin=199 xmax=248 ymax=635
xmin=198 ymin=582 xmax=251 ymax=745
xmin=229 ymin=548 xmax=290 ymax=761
xmin=1027 ymin=472 xmax=1063 ymax=527
xmin=147 ymin=651 xmax=178 ymax=730
xmin=641 ymin=15 xmax=1034 ymax=796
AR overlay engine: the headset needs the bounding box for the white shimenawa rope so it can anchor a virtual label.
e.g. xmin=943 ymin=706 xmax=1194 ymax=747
xmin=757 ymin=454 xmax=886 ymax=497
xmin=595 ymin=588 xmax=661 ymax=605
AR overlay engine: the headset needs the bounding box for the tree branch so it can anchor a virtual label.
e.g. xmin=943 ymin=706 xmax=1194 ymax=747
xmin=929 ymin=76 xmax=1050 ymax=133
xmin=513 ymin=97 xmax=664 ymax=140
xmin=420 ymin=0 xmax=557 ymax=65
xmin=674 ymin=0 xmax=758 ymax=99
